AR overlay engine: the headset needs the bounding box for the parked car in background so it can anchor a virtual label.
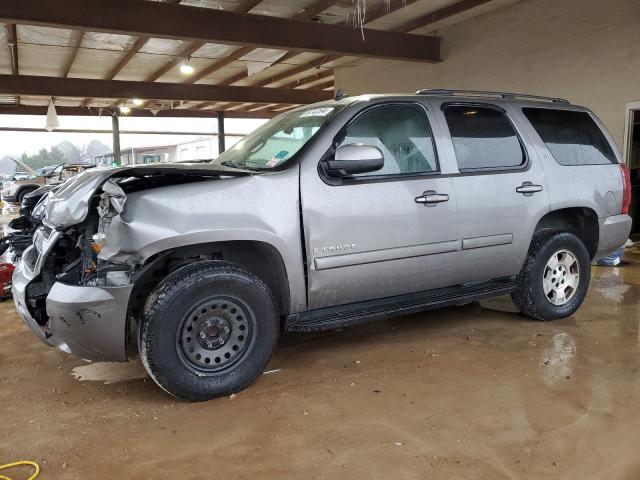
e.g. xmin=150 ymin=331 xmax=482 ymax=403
xmin=2 ymin=163 xmax=94 ymax=204
xmin=0 ymin=185 xmax=56 ymax=262
xmin=12 ymin=90 xmax=631 ymax=401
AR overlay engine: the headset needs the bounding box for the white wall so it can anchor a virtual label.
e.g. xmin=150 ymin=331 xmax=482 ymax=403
xmin=335 ymin=0 xmax=640 ymax=149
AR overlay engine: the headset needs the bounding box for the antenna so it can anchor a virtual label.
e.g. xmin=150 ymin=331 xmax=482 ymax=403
xmin=335 ymin=88 xmax=348 ymax=101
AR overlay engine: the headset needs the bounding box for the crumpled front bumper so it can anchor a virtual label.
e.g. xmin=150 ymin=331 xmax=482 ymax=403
xmin=12 ymin=258 xmax=134 ymax=362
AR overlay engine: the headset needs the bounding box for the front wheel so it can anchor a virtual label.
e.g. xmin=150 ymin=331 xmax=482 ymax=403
xmin=512 ymin=232 xmax=590 ymax=321
xmin=140 ymin=261 xmax=279 ymax=401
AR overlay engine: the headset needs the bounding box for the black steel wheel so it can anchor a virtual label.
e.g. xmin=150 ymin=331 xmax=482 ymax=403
xmin=140 ymin=261 xmax=279 ymax=401
xmin=177 ymin=295 xmax=254 ymax=373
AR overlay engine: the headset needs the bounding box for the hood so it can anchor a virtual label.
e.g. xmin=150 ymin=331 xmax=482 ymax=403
xmin=44 ymin=163 xmax=249 ymax=228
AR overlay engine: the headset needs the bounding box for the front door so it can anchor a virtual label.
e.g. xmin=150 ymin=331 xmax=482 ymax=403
xmin=432 ymin=101 xmax=550 ymax=282
xmin=301 ymin=102 xmax=460 ymax=309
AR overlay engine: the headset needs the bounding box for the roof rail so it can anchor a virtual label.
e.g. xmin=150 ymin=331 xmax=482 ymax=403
xmin=415 ymin=89 xmax=569 ymax=104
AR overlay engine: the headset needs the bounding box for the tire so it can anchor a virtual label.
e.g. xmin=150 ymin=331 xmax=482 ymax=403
xmin=17 ymin=188 xmax=36 ymax=204
xmin=140 ymin=261 xmax=279 ymax=401
xmin=511 ymin=231 xmax=590 ymax=321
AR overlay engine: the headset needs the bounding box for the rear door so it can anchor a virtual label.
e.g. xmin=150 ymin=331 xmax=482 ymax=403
xmin=300 ymin=101 xmax=460 ymax=309
xmin=430 ymin=100 xmax=550 ymax=282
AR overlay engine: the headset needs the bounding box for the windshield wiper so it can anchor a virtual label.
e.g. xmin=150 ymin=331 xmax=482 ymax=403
xmin=220 ymin=160 xmax=252 ymax=170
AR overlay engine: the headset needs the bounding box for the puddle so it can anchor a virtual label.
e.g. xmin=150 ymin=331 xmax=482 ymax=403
xmin=71 ymin=361 xmax=147 ymax=384
xmin=540 ymin=332 xmax=576 ymax=385
xmin=593 ymin=268 xmax=631 ymax=303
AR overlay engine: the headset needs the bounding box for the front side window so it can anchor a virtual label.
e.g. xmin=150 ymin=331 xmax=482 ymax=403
xmin=338 ymin=103 xmax=438 ymax=177
xmin=523 ymin=108 xmax=617 ymax=165
xmin=444 ymin=105 xmax=525 ymax=171
xmin=213 ymin=103 xmax=346 ymax=172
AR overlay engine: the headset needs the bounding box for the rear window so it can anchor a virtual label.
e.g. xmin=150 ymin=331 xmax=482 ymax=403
xmin=523 ymin=108 xmax=617 ymax=165
xmin=443 ymin=105 xmax=525 ymax=171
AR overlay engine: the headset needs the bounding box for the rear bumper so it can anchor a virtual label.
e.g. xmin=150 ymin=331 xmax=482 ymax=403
xmin=595 ymin=214 xmax=632 ymax=260
xmin=12 ymin=260 xmax=133 ymax=362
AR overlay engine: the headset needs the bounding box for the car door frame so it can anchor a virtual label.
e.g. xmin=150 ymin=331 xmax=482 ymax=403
xmin=298 ymin=97 xmax=462 ymax=310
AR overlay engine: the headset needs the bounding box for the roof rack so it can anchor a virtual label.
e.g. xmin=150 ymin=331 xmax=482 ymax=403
xmin=415 ymin=89 xmax=569 ymax=104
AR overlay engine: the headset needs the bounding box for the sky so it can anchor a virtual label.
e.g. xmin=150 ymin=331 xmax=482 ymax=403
xmin=0 ymin=114 xmax=268 ymax=158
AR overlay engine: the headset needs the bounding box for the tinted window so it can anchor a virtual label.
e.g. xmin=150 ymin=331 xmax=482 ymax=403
xmin=444 ymin=105 xmax=524 ymax=170
xmin=340 ymin=104 xmax=438 ymax=176
xmin=523 ymin=108 xmax=616 ymax=165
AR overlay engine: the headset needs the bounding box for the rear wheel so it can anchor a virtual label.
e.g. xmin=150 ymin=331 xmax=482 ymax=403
xmin=140 ymin=261 xmax=279 ymax=401
xmin=512 ymin=232 xmax=590 ymax=320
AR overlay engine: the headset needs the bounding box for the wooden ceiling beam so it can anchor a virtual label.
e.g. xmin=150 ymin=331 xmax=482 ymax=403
xmin=393 ymin=0 xmax=492 ymax=33
xmin=0 ymin=0 xmax=440 ymax=62
xmin=0 ymin=74 xmax=333 ymax=104
xmin=0 ymin=104 xmax=276 ymax=118
xmin=106 ymin=35 xmax=149 ymax=79
xmin=61 ymin=30 xmax=85 ymax=78
xmin=6 ymin=23 xmax=18 ymax=75
xmin=244 ymin=0 xmax=488 ymax=89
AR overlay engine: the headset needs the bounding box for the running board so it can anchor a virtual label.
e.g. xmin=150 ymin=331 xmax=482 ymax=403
xmin=285 ymin=278 xmax=516 ymax=332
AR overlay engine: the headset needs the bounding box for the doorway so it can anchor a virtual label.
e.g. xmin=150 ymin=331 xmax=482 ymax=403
xmin=624 ymin=104 xmax=640 ymax=237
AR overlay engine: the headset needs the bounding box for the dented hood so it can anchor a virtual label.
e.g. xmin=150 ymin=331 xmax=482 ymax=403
xmin=44 ymin=163 xmax=248 ymax=228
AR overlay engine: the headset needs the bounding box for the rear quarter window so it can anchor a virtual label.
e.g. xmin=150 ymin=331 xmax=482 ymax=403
xmin=523 ymin=108 xmax=617 ymax=165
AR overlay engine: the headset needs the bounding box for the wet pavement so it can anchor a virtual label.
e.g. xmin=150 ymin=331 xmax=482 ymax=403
xmin=1 ymin=240 xmax=640 ymax=479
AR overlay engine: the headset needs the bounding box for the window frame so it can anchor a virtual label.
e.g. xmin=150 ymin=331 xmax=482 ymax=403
xmin=521 ymin=106 xmax=619 ymax=167
xmin=440 ymin=102 xmax=529 ymax=174
xmin=318 ymin=101 xmax=441 ymax=186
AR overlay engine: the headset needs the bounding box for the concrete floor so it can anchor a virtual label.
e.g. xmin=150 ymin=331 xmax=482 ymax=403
xmin=2 ymin=249 xmax=640 ymax=479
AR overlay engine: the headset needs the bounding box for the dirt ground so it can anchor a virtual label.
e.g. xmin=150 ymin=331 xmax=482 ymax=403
xmin=2 ymin=235 xmax=640 ymax=479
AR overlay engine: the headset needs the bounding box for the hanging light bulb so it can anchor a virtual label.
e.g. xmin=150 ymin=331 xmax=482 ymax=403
xmin=131 ymin=98 xmax=144 ymax=106
xmin=45 ymin=98 xmax=59 ymax=132
xmin=180 ymin=57 xmax=194 ymax=75
xmin=119 ymin=105 xmax=131 ymax=114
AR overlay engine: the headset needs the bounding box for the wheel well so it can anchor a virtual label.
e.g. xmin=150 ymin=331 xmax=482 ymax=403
xmin=15 ymin=185 xmax=37 ymax=200
xmin=129 ymin=241 xmax=290 ymax=320
xmin=534 ymin=208 xmax=599 ymax=259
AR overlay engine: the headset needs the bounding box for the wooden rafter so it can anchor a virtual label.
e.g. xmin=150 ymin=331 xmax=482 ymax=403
xmin=106 ymin=35 xmax=149 ymax=80
xmin=0 ymin=104 xmax=276 ymax=118
xmin=0 ymin=74 xmax=332 ymax=104
xmin=61 ymin=29 xmax=84 ymax=77
xmin=0 ymin=0 xmax=440 ymax=62
xmin=6 ymin=23 xmax=18 ymax=75
xmin=189 ymin=1 xmax=338 ymax=87
xmin=393 ymin=0 xmax=492 ymax=33
xmin=239 ymin=0 xmax=488 ymax=92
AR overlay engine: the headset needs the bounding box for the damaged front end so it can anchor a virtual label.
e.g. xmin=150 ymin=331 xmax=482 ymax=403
xmin=13 ymin=164 xmax=242 ymax=362
xmin=13 ymin=178 xmax=135 ymax=362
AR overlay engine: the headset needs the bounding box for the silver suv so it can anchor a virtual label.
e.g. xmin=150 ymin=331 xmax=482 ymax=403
xmin=13 ymin=90 xmax=632 ymax=401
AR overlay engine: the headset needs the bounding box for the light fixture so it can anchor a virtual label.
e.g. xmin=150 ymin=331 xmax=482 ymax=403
xmin=119 ymin=105 xmax=131 ymax=114
xmin=180 ymin=57 xmax=195 ymax=75
xmin=131 ymin=98 xmax=144 ymax=106
xmin=45 ymin=98 xmax=59 ymax=132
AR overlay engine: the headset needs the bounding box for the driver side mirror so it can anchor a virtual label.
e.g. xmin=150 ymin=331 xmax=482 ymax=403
xmin=324 ymin=144 xmax=384 ymax=177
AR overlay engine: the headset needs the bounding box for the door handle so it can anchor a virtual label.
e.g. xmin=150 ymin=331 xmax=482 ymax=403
xmin=415 ymin=190 xmax=449 ymax=207
xmin=516 ymin=182 xmax=543 ymax=196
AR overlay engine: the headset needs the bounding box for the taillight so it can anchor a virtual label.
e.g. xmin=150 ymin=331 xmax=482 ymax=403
xmin=620 ymin=163 xmax=631 ymax=214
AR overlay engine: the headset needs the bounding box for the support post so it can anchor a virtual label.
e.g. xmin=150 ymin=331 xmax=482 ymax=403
xmin=111 ymin=112 xmax=121 ymax=166
xmin=217 ymin=111 xmax=226 ymax=155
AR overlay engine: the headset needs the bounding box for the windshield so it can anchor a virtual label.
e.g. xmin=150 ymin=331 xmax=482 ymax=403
xmin=212 ymin=103 xmax=345 ymax=171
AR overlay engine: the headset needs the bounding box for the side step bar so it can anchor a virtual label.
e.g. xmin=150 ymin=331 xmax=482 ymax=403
xmin=285 ymin=278 xmax=517 ymax=332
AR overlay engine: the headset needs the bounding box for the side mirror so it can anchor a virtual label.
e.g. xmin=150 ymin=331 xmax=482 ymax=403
xmin=324 ymin=144 xmax=384 ymax=177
